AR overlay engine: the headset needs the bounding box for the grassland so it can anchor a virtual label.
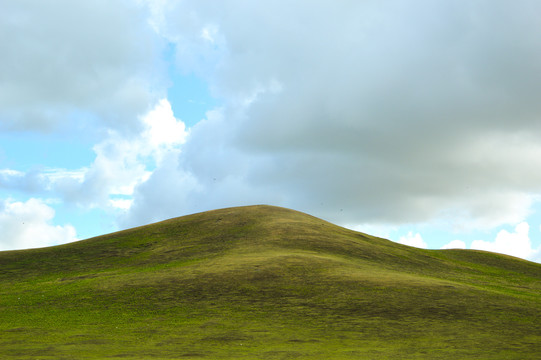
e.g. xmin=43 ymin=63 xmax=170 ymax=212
xmin=0 ymin=205 xmax=540 ymax=359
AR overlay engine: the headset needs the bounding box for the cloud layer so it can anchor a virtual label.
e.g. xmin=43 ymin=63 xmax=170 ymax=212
xmin=125 ymin=0 xmax=541 ymax=232
xmin=2 ymin=1 xmax=541 ymax=261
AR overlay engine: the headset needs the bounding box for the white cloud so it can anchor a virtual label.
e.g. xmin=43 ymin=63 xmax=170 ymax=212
xmin=441 ymin=240 xmax=467 ymax=250
xmin=397 ymin=232 xmax=427 ymax=249
xmin=471 ymin=222 xmax=540 ymax=260
xmin=440 ymin=224 xmax=541 ymax=262
xmin=0 ymin=198 xmax=77 ymax=251
xmin=109 ymin=198 xmax=133 ymax=211
xmin=0 ymin=169 xmax=22 ymax=177
xmin=51 ymin=99 xmax=187 ymax=210
xmin=53 ymin=132 xmax=149 ymax=208
xmin=1 ymin=99 xmax=187 ymax=217
xmin=201 ymin=25 xmax=218 ymax=43
xmin=142 ymin=98 xmax=189 ymax=163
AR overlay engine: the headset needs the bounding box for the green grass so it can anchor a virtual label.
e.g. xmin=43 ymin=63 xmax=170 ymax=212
xmin=0 ymin=205 xmax=540 ymax=359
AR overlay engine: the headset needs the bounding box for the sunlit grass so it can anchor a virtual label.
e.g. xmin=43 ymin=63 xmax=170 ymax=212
xmin=1 ymin=205 xmax=540 ymax=359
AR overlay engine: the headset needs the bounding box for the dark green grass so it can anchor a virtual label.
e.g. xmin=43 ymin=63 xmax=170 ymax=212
xmin=1 ymin=205 xmax=540 ymax=359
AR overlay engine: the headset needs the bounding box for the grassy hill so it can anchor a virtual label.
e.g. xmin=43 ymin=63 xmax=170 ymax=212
xmin=0 ymin=205 xmax=540 ymax=359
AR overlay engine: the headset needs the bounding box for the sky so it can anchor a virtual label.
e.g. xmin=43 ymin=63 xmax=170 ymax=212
xmin=1 ymin=0 xmax=541 ymax=263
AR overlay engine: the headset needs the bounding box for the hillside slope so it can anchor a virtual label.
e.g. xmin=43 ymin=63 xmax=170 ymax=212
xmin=0 ymin=205 xmax=540 ymax=359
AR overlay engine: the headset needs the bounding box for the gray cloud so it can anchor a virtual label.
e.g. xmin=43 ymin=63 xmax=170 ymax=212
xmin=0 ymin=0 xmax=164 ymax=133
xmin=123 ymin=1 xmax=541 ymax=229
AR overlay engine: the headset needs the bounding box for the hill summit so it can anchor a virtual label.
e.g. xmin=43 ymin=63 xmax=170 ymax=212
xmin=1 ymin=205 xmax=540 ymax=359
